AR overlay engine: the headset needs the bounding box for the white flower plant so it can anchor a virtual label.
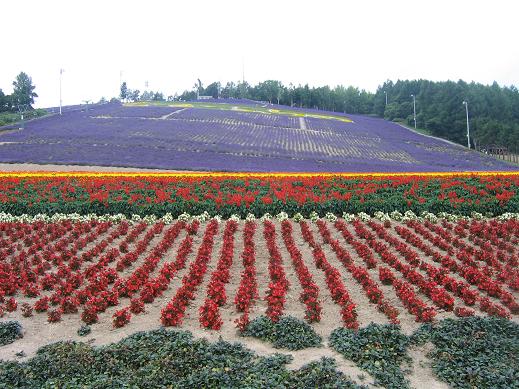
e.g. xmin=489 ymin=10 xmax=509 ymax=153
xmin=0 ymin=211 xmax=517 ymax=224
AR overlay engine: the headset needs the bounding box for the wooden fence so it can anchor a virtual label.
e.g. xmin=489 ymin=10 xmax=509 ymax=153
xmin=489 ymin=152 xmax=519 ymax=164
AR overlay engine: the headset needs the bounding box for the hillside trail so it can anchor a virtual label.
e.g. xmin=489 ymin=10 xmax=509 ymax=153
xmin=396 ymin=122 xmax=464 ymax=148
xmin=299 ymin=117 xmax=307 ymax=130
xmin=160 ymin=107 xmax=189 ymax=120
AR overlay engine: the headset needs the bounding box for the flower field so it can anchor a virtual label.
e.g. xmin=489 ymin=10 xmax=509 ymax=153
xmin=0 ymin=172 xmax=518 ymax=217
xmin=1 ymin=212 xmax=518 ymax=330
xmin=1 ymin=172 xmax=518 ymax=388
xmin=1 ymin=100 xmax=517 ymax=172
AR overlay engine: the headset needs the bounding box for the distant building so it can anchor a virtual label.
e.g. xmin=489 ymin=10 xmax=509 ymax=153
xmin=197 ymin=96 xmax=213 ymax=100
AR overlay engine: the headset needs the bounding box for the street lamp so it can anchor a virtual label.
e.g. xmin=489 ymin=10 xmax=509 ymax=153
xmin=17 ymin=103 xmax=28 ymax=130
xmin=463 ymin=101 xmax=470 ymax=149
xmin=384 ymin=90 xmax=387 ymax=105
xmin=59 ymin=68 xmax=64 ymax=115
xmin=410 ymin=94 xmax=416 ymax=130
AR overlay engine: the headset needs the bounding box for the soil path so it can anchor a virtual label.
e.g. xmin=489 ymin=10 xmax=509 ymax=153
xmin=160 ymin=107 xmax=188 ymax=120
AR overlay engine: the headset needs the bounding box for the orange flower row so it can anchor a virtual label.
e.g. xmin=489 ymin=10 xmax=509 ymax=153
xmin=0 ymin=171 xmax=518 ymax=179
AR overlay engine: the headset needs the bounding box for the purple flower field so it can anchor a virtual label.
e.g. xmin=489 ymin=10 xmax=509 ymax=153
xmin=95 ymin=104 xmax=187 ymax=118
xmin=0 ymin=101 xmax=516 ymax=172
xmin=171 ymin=107 xmax=300 ymax=129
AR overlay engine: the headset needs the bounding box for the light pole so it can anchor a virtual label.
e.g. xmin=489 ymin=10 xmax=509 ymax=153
xmin=384 ymin=90 xmax=387 ymax=105
xmin=463 ymin=101 xmax=470 ymax=149
xmin=411 ymin=94 xmax=416 ymax=130
xmin=17 ymin=103 xmax=28 ymax=130
xmin=59 ymin=68 xmax=64 ymax=115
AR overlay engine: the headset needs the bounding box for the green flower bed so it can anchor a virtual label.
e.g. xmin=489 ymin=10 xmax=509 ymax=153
xmin=77 ymin=325 xmax=91 ymax=337
xmin=330 ymin=323 xmax=411 ymax=389
xmin=0 ymin=174 xmax=518 ymax=217
xmin=1 ymin=194 xmax=517 ymax=218
xmin=240 ymin=315 xmax=322 ymax=350
xmin=0 ymin=321 xmax=23 ymax=346
xmin=0 ymin=328 xmax=362 ymax=388
xmin=330 ymin=318 xmax=519 ymax=389
xmin=2 ymin=318 xmax=517 ymax=388
xmin=412 ymin=317 xmax=519 ymax=389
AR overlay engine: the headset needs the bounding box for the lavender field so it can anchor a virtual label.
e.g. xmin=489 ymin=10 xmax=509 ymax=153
xmin=0 ymin=100 xmax=516 ymax=172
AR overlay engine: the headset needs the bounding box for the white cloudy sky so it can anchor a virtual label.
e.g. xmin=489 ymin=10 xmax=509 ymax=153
xmin=2 ymin=0 xmax=518 ymax=108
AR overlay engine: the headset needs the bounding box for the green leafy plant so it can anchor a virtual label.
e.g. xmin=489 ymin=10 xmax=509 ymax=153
xmin=289 ymin=357 xmax=366 ymax=388
xmin=422 ymin=317 xmax=519 ymax=389
xmin=240 ymin=315 xmax=322 ymax=350
xmin=0 ymin=321 xmax=23 ymax=346
xmin=77 ymin=325 xmax=91 ymax=337
xmin=330 ymin=323 xmax=411 ymax=389
xmin=0 ymin=328 xmax=362 ymax=388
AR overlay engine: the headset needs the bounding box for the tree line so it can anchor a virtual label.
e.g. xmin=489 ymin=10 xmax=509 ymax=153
xmin=0 ymin=72 xmax=38 ymax=113
xmin=3 ymin=71 xmax=518 ymax=154
xmin=178 ymin=79 xmax=519 ymax=153
xmin=0 ymin=72 xmax=45 ymax=126
xmin=119 ymin=82 xmax=168 ymax=103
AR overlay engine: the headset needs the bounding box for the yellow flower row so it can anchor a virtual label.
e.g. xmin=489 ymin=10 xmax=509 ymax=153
xmin=0 ymin=171 xmax=517 ymax=178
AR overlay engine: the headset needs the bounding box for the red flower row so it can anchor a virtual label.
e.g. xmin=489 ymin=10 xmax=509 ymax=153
xmin=281 ymin=220 xmax=322 ymax=323
xmin=400 ymin=221 xmax=516 ymax=317
xmin=316 ymin=220 xmax=400 ymax=324
xmin=351 ymin=221 xmax=440 ymax=321
xmin=161 ymin=220 xmax=219 ymax=326
xmin=234 ymin=221 xmax=257 ymax=329
xmin=200 ymin=220 xmax=238 ymax=330
xmin=299 ymin=221 xmax=358 ymax=329
xmin=263 ymin=221 xmax=289 ymax=323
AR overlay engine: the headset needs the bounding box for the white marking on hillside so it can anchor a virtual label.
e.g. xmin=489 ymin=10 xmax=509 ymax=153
xmin=396 ymin=123 xmax=464 ymax=148
xmin=160 ymin=108 xmax=188 ymax=119
xmin=92 ymin=109 xmax=190 ymax=121
xmin=299 ymin=117 xmax=307 ymax=130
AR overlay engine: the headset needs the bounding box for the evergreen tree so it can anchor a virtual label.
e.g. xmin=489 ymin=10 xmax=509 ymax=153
xmin=12 ymin=72 xmax=38 ymax=108
xmin=177 ymin=78 xmax=519 ymax=153
xmin=120 ymin=82 xmax=128 ymax=101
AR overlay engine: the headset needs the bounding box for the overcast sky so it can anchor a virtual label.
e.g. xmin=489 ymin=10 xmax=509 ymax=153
xmin=2 ymin=0 xmax=518 ymax=108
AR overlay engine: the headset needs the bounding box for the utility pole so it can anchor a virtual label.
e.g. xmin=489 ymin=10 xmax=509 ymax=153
xmin=411 ymin=94 xmax=416 ymax=130
xmin=59 ymin=68 xmax=64 ymax=115
xmin=384 ymin=90 xmax=387 ymax=105
xmin=17 ymin=104 xmax=28 ymax=130
xmin=463 ymin=101 xmax=471 ymax=149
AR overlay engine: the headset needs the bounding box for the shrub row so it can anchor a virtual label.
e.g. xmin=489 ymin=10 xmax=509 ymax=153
xmin=1 ymin=318 xmax=516 ymax=388
xmin=240 ymin=315 xmax=322 ymax=351
xmin=0 ymin=328 xmax=361 ymax=388
xmin=1 ymin=196 xmax=517 ymax=218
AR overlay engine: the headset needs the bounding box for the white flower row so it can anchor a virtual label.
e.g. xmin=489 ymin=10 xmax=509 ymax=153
xmin=0 ymin=211 xmax=518 ymax=224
